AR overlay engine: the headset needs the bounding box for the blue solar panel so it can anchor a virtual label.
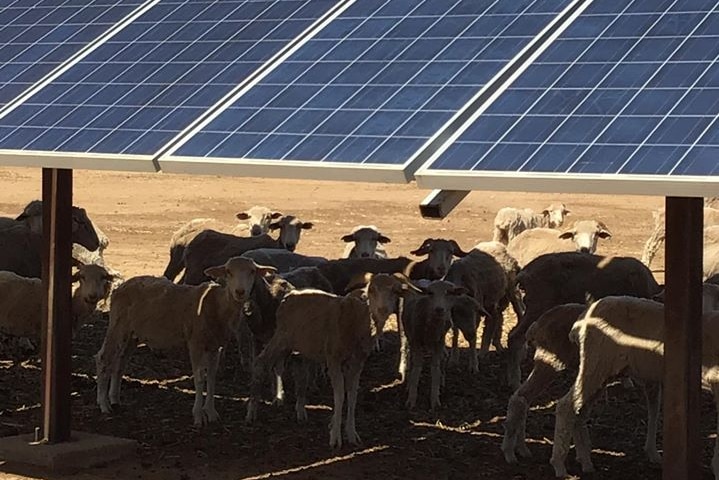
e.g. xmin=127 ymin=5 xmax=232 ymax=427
xmin=0 ymin=0 xmax=145 ymax=110
xmin=422 ymin=0 xmax=719 ymax=179
xmin=0 ymin=0 xmax=340 ymax=156
xmin=170 ymin=0 xmax=573 ymax=166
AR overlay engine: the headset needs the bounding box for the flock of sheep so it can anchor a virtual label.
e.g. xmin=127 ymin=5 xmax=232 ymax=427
xmin=2 ymin=197 xmax=719 ymax=476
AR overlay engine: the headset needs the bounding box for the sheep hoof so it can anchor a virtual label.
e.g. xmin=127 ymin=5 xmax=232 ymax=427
xmin=245 ymin=402 xmax=258 ymax=424
xmin=517 ymin=444 xmax=532 ymax=459
xmin=272 ymin=397 xmax=285 ymax=407
xmin=296 ymin=408 xmax=308 ymax=423
xmin=646 ymin=450 xmax=662 ymax=464
xmin=345 ymin=429 xmax=361 ymax=446
xmin=329 ymin=431 xmax=342 ymax=449
xmin=203 ymin=407 xmax=220 ymax=424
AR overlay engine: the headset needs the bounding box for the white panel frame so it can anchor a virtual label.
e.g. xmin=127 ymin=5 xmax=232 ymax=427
xmin=0 ymin=150 xmax=156 ymax=172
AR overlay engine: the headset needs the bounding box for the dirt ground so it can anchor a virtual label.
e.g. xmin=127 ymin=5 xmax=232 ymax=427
xmin=2 ymin=166 xmax=713 ymax=480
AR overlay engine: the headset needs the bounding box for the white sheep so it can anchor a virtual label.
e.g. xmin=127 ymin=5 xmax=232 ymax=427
xmin=549 ymin=296 xmax=719 ymax=478
xmin=641 ymin=206 xmax=719 ymax=267
xmin=246 ymin=289 xmax=373 ymax=448
xmin=507 ymin=220 xmax=612 ymax=268
xmin=95 ymin=257 xmax=276 ymax=426
xmin=493 ymin=203 xmax=570 ymax=245
xmin=163 ymin=206 xmax=282 ymax=281
xmin=0 ymin=263 xmax=115 ymax=339
xmin=341 ymin=225 xmax=390 ymax=259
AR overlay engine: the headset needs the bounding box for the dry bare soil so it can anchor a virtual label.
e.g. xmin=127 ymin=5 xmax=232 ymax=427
xmin=0 ymin=166 xmax=712 ymax=480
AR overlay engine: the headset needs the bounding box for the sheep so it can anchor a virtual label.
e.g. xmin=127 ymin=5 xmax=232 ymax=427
xmin=493 ymin=203 xmax=570 ymax=245
xmin=0 ymin=262 xmax=115 ymax=340
xmin=641 ymin=206 xmax=719 ymax=267
xmin=409 ymin=238 xmax=471 ymax=279
xmin=181 ymin=215 xmax=313 ymax=285
xmin=241 ymin=248 xmax=328 ymax=274
xmin=341 ymin=225 xmax=390 ymax=259
xmin=163 ymin=206 xmax=283 ymax=281
xmin=316 ymin=257 xmax=413 ymax=295
xmin=402 ymin=280 xmax=483 ymax=409
xmin=95 ymin=257 xmax=276 ymax=426
xmin=246 ymin=289 xmax=373 ymax=448
xmin=507 ymin=220 xmax=612 ymax=268
xmin=548 ymin=297 xmax=719 ymax=478
xmin=506 ymin=252 xmax=660 ymax=390
xmin=707 ymin=242 xmax=719 ymax=279
xmin=0 ymin=206 xmax=100 ymax=278
xmin=443 ymin=249 xmax=507 ymax=372
xmin=475 ymin=240 xmax=526 ymax=320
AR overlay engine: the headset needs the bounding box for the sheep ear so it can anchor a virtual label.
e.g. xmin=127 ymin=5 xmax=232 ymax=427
xmin=270 ymin=211 xmax=283 ymax=219
xmin=72 ymin=258 xmax=84 ymax=268
xmin=542 ymin=209 xmax=550 ymax=217
xmin=71 ymin=272 xmax=82 ymax=283
xmin=236 ymin=212 xmax=251 ymax=220
xmin=300 ymin=222 xmax=313 ymax=230
xmin=377 ymin=234 xmax=391 ymax=244
xmin=564 ymin=209 xmax=571 ymax=216
xmin=451 ymin=286 xmax=470 ymax=296
xmin=204 ymin=266 xmax=227 ymax=280
xmin=392 ymin=273 xmax=423 ymax=294
xmin=269 ymin=222 xmax=281 ymax=231
xmin=410 ymin=239 xmax=433 ymax=256
xmin=597 ymin=223 xmax=612 ymax=239
xmin=345 ymin=272 xmax=372 ymax=293
xmin=341 ymin=234 xmax=355 ymax=243
xmin=558 ymin=231 xmax=574 ymax=240
xmin=256 ymin=265 xmax=278 ymax=276
xmin=450 ymin=240 xmax=469 ymax=257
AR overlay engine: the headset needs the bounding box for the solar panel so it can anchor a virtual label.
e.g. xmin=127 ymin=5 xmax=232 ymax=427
xmin=416 ymin=0 xmax=719 ymax=195
xmin=0 ymin=0 xmax=342 ymax=159
xmin=0 ymin=0 xmax=147 ymax=110
xmin=162 ymin=0 xmax=574 ymax=180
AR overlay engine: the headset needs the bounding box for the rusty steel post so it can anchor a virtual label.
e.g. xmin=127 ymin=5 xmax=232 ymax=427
xmin=41 ymin=168 xmax=73 ymax=443
xmin=663 ymin=196 xmax=703 ymax=480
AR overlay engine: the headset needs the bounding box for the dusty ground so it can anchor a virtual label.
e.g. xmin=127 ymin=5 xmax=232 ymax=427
xmin=1 ymin=166 xmax=711 ymax=480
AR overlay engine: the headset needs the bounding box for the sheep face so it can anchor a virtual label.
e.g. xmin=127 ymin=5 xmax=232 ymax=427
xmin=72 ymin=264 xmax=115 ymax=306
xmin=367 ymin=273 xmax=421 ymax=331
xmin=542 ymin=203 xmax=570 ymax=229
xmin=204 ymin=257 xmax=277 ymax=303
xmin=342 ymin=226 xmax=391 ymax=258
xmin=558 ymin=220 xmax=612 ymax=254
xmin=410 ymin=238 xmax=468 ymax=279
xmin=236 ymin=206 xmax=282 ymax=236
xmin=270 ymin=215 xmax=313 ymax=252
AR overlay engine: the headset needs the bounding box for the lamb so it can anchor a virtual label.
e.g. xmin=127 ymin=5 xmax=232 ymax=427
xmin=95 ymin=257 xmax=276 ymax=426
xmin=443 ymin=249 xmax=506 ymax=372
xmin=506 ymin=252 xmax=661 ymax=390
xmin=163 ymin=206 xmax=283 ymax=281
xmin=341 ymin=225 xmax=390 ymax=259
xmin=548 ymin=297 xmax=719 ymax=478
xmin=474 ymin=240 xmax=525 ymax=319
xmin=641 ymin=206 xmax=719 ymax=267
xmin=0 ymin=206 xmax=100 ymax=278
xmin=402 ymin=280 xmax=483 ymax=408
xmin=0 ymin=262 xmax=115 ymax=340
xmin=506 ymin=220 xmax=612 ymax=268
xmin=181 ymin=215 xmax=313 ymax=285
xmin=246 ymin=289 xmax=373 ymax=448
xmin=493 ymin=203 xmax=570 ymax=244
xmin=241 ymin=248 xmax=327 ymax=274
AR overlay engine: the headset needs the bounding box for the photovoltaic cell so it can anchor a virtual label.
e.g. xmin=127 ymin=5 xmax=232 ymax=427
xmin=0 ymin=0 xmax=339 ymax=156
xmin=425 ymin=0 xmax=719 ymax=178
xmin=172 ymin=0 xmax=572 ymax=166
xmin=0 ymin=0 xmax=145 ymax=109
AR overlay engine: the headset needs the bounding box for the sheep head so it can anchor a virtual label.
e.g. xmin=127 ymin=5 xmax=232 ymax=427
xmin=410 ymin=238 xmax=468 ymax=279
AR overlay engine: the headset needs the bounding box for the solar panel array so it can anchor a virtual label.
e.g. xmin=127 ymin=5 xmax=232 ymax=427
xmin=169 ymin=0 xmax=573 ymax=167
xmin=418 ymin=0 xmax=719 ymax=186
xmin=0 ymin=0 xmax=341 ymax=157
xmin=0 ymin=0 xmax=146 ymax=109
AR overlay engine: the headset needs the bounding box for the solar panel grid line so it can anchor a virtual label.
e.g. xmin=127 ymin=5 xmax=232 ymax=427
xmin=413 ymin=0 xmax=592 ymax=178
xmin=567 ymin=2 xmax=719 ymax=176
xmin=157 ymin=0 xmax=357 ymax=160
xmin=470 ymin=0 xmax=645 ymax=174
xmin=0 ymin=0 xmax=158 ymax=120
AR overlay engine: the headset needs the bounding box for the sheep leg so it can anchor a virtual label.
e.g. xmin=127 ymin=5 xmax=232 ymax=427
xmin=293 ymin=358 xmax=311 ymax=423
xmin=191 ymin=356 xmax=208 ymax=427
xmin=502 ymin=362 xmax=557 ymax=463
xmin=246 ymin=338 xmax=287 ymax=424
xmin=641 ymin=228 xmax=664 ymax=267
xmin=480 ymin=312 xmax=498 ymax=356
xmin=449 ymin=326 xmax=460 ymax=366
xmin=643 ymin=382 xmax=662 ymax=463
xmin=95 ymin=343 xmax=115 ymax=414
xmin=406 ymin=348 xmax=423 ymax=409
xmin=327 ymin=362 xmax=345 ymax=449
xmin=236 ymin=317 xmax=254 ymax=372
xmin=201 ymin=349 xmax=221 ymax=424
xmin=109 ymin=338 xmax=136 ymax=407
xmin=550 ymin=390 xmax=576 ymax=478
xmin=273 ymin=359 xmax=286 ymax=406
xmin=506 ymin=335 xmax=527 ymax=391
xmin=573 ymin=404 xmax=595 ymax=473
xmin=509 ymin=290 xmax=526 ymax=318
xmin=344 ymin=360 xmax=364 ymax=446
xmin=430 ymin=349 xmax=443 ymax=409
xmin=462 ymin=323 xmax=478 ymax=374
xmin=398 ymin=326 xmax=409 ymax=383
xmin=491 ymin=308 xmax=505 ymax=352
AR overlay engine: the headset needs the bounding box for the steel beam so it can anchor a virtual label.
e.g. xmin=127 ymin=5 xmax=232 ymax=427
xmin=663 ymin=196 xmax=703 ymax=480
xmin=41 ymin=168 xmax=73 ymax=443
